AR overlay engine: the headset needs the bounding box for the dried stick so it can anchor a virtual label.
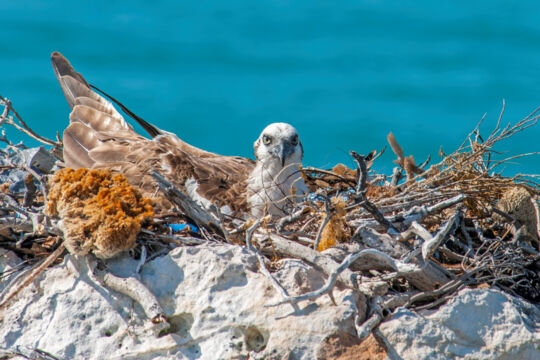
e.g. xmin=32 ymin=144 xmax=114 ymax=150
xmin=369 ymin=146 xmax=387 ymax=163
xmin=140 ymin=228 xmax=206 ymax=246
xmin=421 ymin=210 xmax=461 ymax=261
xmin=418 ymin=154 xmax=431 ymax=169
xmin=0 ymin=96 xmax=62 ymax=147
xmin=425 ymin=194 xmax=466 ymax=215
xmin=399 ymin=221 xmax=433 ymax=242
xmin=0 ymin=347 xmax=60 ymax=360
xmin=301 ymin=167 xmax=357 ymax=187
xmin=265 ymin=249 xmax=420 ymax=307
xmin=350 ymin=151 xmax=399 ymax=236
xmin=487 ymin=152 xmax=540 ymax=172
xmin=0 ymin=214 xmax=61 ymax=238
xmin=135 ymin=245 xmax=147 ymax=274
xmin=313 ymin=199 xmax=334 ymax=251
xmin=532 ymin=197 xmax=540 ymax=240
xmin=351 ymin=194 xmax=465 ymax=231
xmin=0 ymin=243 xmax=65 ymax=310
xmin=412 ymin=283 xmax=467 ymax=311
xmin=276 ymin=206 xmax=308 ymax=232
xmin=405 ymin=265 xmax=485 ymax=309
xmin=390 ymin=167 xmax=403 ymax=187
xmin=257 ymin=233 xmax=359 ymax=289
xmin=355 ymin=296 xmax=383 ymax=341
xmin=151 ymin=171 xmax=222 ymax=234
xmin=89 ymin=258 xmax=169 ymax=334
xmin=245 ymin=217 xmax=266 ymax=251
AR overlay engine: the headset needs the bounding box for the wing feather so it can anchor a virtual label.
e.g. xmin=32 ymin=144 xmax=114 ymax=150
xmin=53 ymin=51 xmax=256 ymax=214
xmin=70 ymin=105 xmax=131 ymax=133
xmin=62 ymin=123 xmax=99 ymax=168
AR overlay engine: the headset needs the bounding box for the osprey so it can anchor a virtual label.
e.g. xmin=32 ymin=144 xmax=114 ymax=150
xmin=51 ymin=52 xmax=307 ymax=218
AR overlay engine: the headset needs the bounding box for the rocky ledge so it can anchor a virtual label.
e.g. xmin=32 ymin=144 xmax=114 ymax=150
xmin=1 ymin=244 xmax=538 ymax=360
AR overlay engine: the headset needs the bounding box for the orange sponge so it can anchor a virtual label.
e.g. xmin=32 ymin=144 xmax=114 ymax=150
xmin=318 ymin=197 xmax=347 ymax=252
xmin=45 ymin=168 xmax=154 ymax=259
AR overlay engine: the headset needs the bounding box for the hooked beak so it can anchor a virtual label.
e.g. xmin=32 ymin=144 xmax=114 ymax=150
xmin=274 ymin=142 xmax=294 ymax=167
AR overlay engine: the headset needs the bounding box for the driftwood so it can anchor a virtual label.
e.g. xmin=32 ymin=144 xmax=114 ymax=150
xmin=265 ymin=249 xmax=420 ymax=307
xmin=86 ymin=257 xmax=170 ymax=335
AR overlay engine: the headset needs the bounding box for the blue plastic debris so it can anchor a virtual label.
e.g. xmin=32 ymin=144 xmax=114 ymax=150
xmin=167 ymin=223 xmax=199 ymax=233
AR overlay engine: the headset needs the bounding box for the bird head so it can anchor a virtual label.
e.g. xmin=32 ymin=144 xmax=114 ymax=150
xmin=253 ymin=123 xmax=303 ymax=168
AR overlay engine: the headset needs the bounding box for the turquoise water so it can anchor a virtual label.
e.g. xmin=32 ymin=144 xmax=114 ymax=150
xmin=1 ymin=1 xmax=539 ymax=175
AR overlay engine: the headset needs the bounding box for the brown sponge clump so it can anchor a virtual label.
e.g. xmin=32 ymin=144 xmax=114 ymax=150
xmin=45 ymin=168 xmax=154 ymax=259
xmin=496 ymin=186 xmax=538 ymax=241
xmin=318 ymin=197 xmax=348 ymax=252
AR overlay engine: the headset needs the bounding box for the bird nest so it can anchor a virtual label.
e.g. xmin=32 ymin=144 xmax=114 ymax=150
xmin=1 ymin=96 xmax=539 ymax=340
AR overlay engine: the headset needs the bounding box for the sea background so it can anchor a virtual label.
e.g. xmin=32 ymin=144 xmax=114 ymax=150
xmin=1 ymin=0 xmax=539 ymax=176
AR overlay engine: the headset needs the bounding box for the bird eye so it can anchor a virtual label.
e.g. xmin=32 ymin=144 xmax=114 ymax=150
xmin=291 ymin=135 xmax=298 ymax=146
xmin=263 ymin=135 xmax=272 ymax=145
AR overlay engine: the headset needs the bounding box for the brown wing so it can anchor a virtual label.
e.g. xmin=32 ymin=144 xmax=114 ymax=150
xmin=51 ymin=51 xmax=255 ymax=214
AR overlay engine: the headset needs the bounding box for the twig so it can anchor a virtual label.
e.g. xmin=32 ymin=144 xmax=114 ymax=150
xmin=355 ymin=296 xmax=383 ymax=341
xmin=88 ymin=257 xmax=169 ymax=335
xmin=0 ymin=96 xmax=62 ymax=147
xmin=0 ymin=347 xmax=60 ymax=360
xmin=426 ymin=194 xmax=466 ymax=214
xmin=135 ymin=245 xmax=147 ymax=274
xmin=421 ymin=210 xmax=461 ymax=262
xmin=151 ymin=171 xmax=222 ymax=234
xmin=265 ymin=249 xmax=420 ymax=307
xmin=369 ymin=146 xmax=387 ymax=163
xmin=390 ymin=167 xmax=403 ymax=187
xmin=313 ymin=199 xmax=333 ymax=251
xmin=245 ymin=217 xmax=268 ymax=251
xmin=276 ymin=206 xmax=308 ymax=232
xmin=418 ymin=154 xmax=431 ymax=169
xmin=405 ymin=266 xmax=484 ymax=308
xmin=0 ymin=243 xmax=65 ymax=310
xmin=532 ymin=197 xmax=540 ymax=240
xmin=140 ymin=228 xmax=206 ymax=246
xmin=412 ymin=283 xmax=467 ymax=311
xmin=399 ymin=221 xmax=433 ymax=242
xmin=351 ymin=151 xmax=399 ymax=237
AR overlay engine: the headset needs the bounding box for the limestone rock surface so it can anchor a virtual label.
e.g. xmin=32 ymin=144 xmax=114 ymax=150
xmin=0 ymin=244 xmax=362 ymax=359
xmin=379 ymin=288 xmax=540 ymax=360
xmin=2 ymin=244 xmax=539 ymax=359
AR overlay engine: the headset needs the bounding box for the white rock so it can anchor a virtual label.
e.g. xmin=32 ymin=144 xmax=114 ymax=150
xmin=379 ymin=288 xmax=540 ymax=360
xmin=0 ymin=244 xmax=363 ymax=359
xmin=0 ymin=249 xmax=23 ymax=294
